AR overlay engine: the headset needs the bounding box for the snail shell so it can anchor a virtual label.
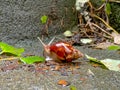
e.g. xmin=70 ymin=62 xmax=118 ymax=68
xmin=38 ymin=37 xmax=84 ymax=62
xmin=43 ymin=41 xmax=84 ymax=62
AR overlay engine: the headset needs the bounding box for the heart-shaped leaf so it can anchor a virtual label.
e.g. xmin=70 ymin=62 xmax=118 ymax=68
xmin=20 ymin=56 xmax=45 ymax=64
xmin=0 ymin=42 xmax=24 ymax=56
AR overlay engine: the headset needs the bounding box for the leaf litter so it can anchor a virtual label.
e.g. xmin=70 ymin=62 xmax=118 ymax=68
xmin=63 ymin=1 xmax=120 ymax=51
xmin=60 ymin=0 xmax=120 ymax=73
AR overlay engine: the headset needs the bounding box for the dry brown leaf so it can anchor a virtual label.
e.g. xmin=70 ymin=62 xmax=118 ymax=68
xmin=58 ymin=80 xmax=70 ymax=86
xmin=94 ymin=42 xmax=114 ymax=49
xmin=112 ymin=32 xmax=120 ymax=44
xmin=92 ymin=63 xmax=100 ymax=67
xmin=114 ymin=35 xmax=120 ymax=44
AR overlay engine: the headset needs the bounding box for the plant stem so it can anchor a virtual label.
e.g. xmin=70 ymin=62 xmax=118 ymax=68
xmin=0 ymin=57 xmax=20 ymax=61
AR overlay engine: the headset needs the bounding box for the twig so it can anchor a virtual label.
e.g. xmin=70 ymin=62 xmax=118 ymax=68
xmin=90 ymin=14 xmax=118 ymax=34
xmin=95 ymin=3 xmax=105 ymax=11
xmin=0 ymin=57 xmax=20 ymax=61
xmin=109 ymin=0 xmax=120 ymax=3
xmin=87 ymin=1 xmax=94 ymax=13
xmin=91 ymin=23 xmax=113 ymax=38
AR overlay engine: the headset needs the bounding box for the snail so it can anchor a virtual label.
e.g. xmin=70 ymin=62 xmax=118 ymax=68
xmin=37 ymin=37 xmax=84 ymax=62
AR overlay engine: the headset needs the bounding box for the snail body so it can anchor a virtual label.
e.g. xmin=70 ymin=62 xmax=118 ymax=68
xmin=38 ymin=37 xmax=84 ymax=62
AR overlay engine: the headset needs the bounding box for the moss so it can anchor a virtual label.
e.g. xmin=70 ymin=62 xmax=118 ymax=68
xmin=109 ymin=3 xmax=120 ymax=32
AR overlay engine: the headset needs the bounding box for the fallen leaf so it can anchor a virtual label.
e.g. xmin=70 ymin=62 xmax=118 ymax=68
xmin=63 ymin=30 xmax=73 ymax=37
xmin=58 ymin=80 xmax=70 ymax=86
xmin=86 ymin=54 xmax=120 ymax=72
xmin=85 ymin=54 xmax=101 ymax=64
xmin=0 ymin=42 xmax=24 ymax=56
xmin=94 ymin=42 xmax=114 ymax=49
xmin=114 ymin=35 xmax=120 ymax=44
xmin=20 ymin=56 xmax=45 ymax=64
xmin=101 ymin=59 xmax=120 ymax=71
xmin=80 ymin=38 xmax=92 ymax=44
xmin=112 ymin=32 xmax=120 ymax=44
xmin=107 ymin=45 xmax=120 ymax=50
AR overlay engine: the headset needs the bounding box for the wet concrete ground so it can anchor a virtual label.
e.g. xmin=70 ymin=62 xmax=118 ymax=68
xmin=0 ymin=38 xmax=120 ymax=90
xmin=0 ymin=0 xmax=120 ymax=90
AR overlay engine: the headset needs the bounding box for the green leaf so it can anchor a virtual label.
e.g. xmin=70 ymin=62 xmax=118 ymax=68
xmin=0 ymin=42 xmax=24 ymax=56
xmin=85 ymin=54 xmax=101 ymax=64
xmin=85 ymin=54 xmax=107 ymax=69
xmin=86 ymin=54 xmax=120 ymax=72
xmin=101 ymin=59 xmax=120 ymax=71
xmin=70 ymin=86 xmax=77 ymax=90
xmin=105 ymin=3 xmax=111 ymax=15
xmin=40 ymin=15 xmax=48 ymax=24
xmin=20 ymin=56 xmax=45 ymax=64
xmin=107 ymin=45 xmax=120 ymax=50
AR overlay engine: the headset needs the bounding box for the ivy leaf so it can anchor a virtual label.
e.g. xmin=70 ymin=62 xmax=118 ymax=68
xmin=0 ymin=42 xmax=24 ymax=56
xmin=40 ymin=15 xmax=48 ymax=24
xmin=107 ymin=45 xmax=120 ymax=50
xmin=20 ymin=56 xmax=45 ymax=64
